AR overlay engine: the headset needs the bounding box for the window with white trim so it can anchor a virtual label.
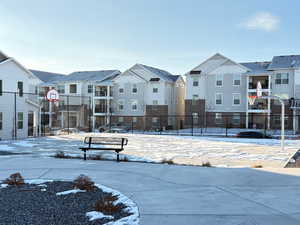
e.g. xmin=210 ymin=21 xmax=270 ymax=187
xmin=69 ymin=84 xmax=77 ymax=94
xmin=192 ymin=77 xmax=199 ymax=86
xmin=232 ymin=113 xmax=240 ymax=125
xmin=88 ymin=85 xmax=93 ymax=94
xmin=18 ymin=112 xmax=23 ymax=129
xmin=215 ymin=113 xmax=222 ymax=124
xmin=216 ymin=74 xmax=223 ymax=86
xmin=153 ymin=88 xmax=158 ymax=93
xmin=132 ymin=100 xmax=138 ymax=111
xmin=233 ymin=74 xmax=241 ymax=86
xmin=57 ymin=85 xmax=65 ymax=94
xmin=275 ymin=73 xmax=289 ymax=84
xmin=132 ymin=84 xmax=137 ymax=94
xmin=192 ymin=94 xmax=199 ymax=105
xmin=132 ymin=117 xmax=137 ymax=123
xmin=152 ymin=117 xmax=158 ymax=123
xmin=0 ymin=112 xmax=2 ymax=130
xmin=233 ymin=93 xmax=241 ymax=105
xmin=153 ymin=100 xmax=158 ymax=105
xmin=215 ymin=93 xmax=223 ymax=105
xmin=119 ymin=87 xmax=124 ymax=94
xmin=118 ymin=100 xmax=124 ymax=111
xmin=192 ymin=112 xmax=198 ymax=124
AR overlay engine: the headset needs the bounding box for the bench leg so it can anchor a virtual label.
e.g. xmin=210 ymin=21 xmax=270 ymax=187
xmin=84 ymin=150 xmax=87 ymax=160
xmin=117 ymin=152 xmax=119 ymax=162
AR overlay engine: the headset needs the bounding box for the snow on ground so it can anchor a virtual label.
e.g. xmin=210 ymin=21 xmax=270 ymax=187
xmin=0 ymin=133 xmax=299 ymax=167
xmin=56 ymin=189 xmax=86 ymax=196
xmin=86 ymin=211 xmax=113 ymax=221
xmin=94 ymin=184 xmax=139 ymax=225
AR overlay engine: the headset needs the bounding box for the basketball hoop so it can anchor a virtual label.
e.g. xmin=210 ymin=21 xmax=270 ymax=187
xmin=46 ymin=89 xmax=59 ymax=102
xmin=248 ymin=95 xmax=256 ymax=105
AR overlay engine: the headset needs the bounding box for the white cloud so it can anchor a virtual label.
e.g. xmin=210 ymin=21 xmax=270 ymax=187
xmin=243 ymin=12 xmax=280 ymax=32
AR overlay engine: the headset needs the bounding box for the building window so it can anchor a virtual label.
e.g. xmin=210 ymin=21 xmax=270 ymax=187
xmin=88 ymin=85 xmax=93 ymax=93
xmin=17 ymin=112 xmax=23 ymax=129
xmin=59 ymin=100 xmax=65 ymax=106
xmin=57 ymin=85 xmax=65 ymax=94
xmin=0 ymin=112 xmax=2 ymax=130
xmin=192 ymin=95 xmax=199 ymax=105
xmin=132 ymin=100 xmax=138 ymax=111
xmin=132 ymin=117 xmax=137 ymax=123
xmin=233 ymin=74 xmax=241 ymax=86
xmin=274 ymin=115 xmax=288 ymax=126
xmin=153 ymin=100 xmax=158 ymax=105
xmin=193 ymin=77 xmax=199 ymax=87
xmin=215 ymin=113 xmax=222 ymax=124
xmin=152 ymin=117 xmax=158 ymax=123
xmin=0 ymin=80 xmax=2 ymax=96
xmin=275 ymin=73 xmax=289 ymax=85
xmin=119 ymin=87 xmax=124 ymax=94
xmin=118 ymin=117 xmax=124 ymax=123
xmin=233 ymin=93 xmax=241 ymax=105
xmin=69 ymin=84 xmax=77 ymax=94
xmin=118 ymin=100 xmax=124 ymax=111
xmin=17 ymin=81 xmax=23 ymax=97
xmin=192 ymin=112 xmax=198 ymax=124
xmin=216 ymin=74 xmax=223 ymax=87
xmin=215 ymin=93 xmax=223 ymax=105
xmin=132 ymin=84 xmax=137 ymax=94
xmin=232 ymin=113 xmax=240 ymax=125
xmin=153 ymin=88 xmax=158 ymax=93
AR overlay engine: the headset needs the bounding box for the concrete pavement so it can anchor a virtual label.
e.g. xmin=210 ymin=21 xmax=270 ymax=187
xmin=1 ymin=156 xmax=300 ymax=225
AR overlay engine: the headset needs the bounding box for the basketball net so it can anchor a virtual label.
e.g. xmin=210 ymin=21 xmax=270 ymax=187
xmin=248 ymin=95 xmax=256 ymax=105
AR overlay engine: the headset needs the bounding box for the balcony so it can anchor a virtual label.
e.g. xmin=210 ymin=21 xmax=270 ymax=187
xmin=248 ymin=98 xmax=269 ymax=112
xmin=248 ymin=76 xmax=269 ymax=91
xmin=94 ymin=86 xmax=112 ymax=97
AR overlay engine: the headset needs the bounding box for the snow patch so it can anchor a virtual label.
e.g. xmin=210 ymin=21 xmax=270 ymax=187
xmin=0 ymin=145 xmax=15 ymax=151
xmin=86 ymin=211 xmax=113 ymax=221
xmin=25 ymin=179 xmax=53 ymax=185
xmin=94 ymin=184 xmax=139 ymax=225
xmin=56 ymin=189 xmax=86 ymax=196
xmin=13 ymin=141 xmax=35 ymax=147
xmin=0 ymin=184 xmax=8 ymax=189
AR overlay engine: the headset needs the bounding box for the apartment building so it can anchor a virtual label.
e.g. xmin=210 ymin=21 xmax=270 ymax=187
xmin=31 ymin=69 xmax=121 ymax=131
xmin=111 ymin=64 xmax=185 ymax=130
xmin=0 ymin=50 xmax=42 ymax=140
xmin=185 ymin=53 xmax=300 ymax=133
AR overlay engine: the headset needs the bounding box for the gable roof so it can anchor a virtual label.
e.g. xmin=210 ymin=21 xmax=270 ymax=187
xmin=137 ymin=64 xmax=179 ymax=82
xmin=268 ymin=55 xmax=300 ymax=70
xmin=30 ymin=70 xmax=66 ymax=83
xmin=65 ymin=70 xmax=121 ymax=82
xmin=188 ymin=53 xmax=249 ymax=75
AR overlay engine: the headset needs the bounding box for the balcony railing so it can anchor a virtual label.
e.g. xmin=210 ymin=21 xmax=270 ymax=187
xmin=248 ymin=82 xmax=269 ymax=90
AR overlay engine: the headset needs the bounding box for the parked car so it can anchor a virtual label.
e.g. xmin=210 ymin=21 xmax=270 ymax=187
xmin=236 ymin=131 xmax=271 ymax=139
xmin=98 ymin=124 xmax=130 ymax=133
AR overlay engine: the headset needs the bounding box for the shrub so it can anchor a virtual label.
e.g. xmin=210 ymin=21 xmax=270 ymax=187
xmin=252 ymin=164 xmax=263 ymax=168
xmin=54 ymin=151 xmax=68 ymax=158
xmin=73 ymin=174 xmax=95 ymax=191
xmin=120 ymin=156 xmax=129 ymax=162
xmin=4 ymin=172 xmax=25 ymax=186
xmin=161 ymin=158 xmax=174 ymax=165
xmin=202 ymin=161 xmax=212 ymax=167
xmin=94 ymin=194 xmax=127 ymax=215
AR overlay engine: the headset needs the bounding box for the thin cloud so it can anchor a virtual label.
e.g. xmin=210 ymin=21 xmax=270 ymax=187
xmin=242 ymin=12 xmax=280 ymax=32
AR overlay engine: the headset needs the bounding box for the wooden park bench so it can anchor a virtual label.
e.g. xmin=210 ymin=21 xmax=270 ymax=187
xmin=79 ymin=137 xmax=128 ymax=162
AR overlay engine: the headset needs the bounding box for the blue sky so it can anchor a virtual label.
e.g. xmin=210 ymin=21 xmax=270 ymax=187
xmin=0 ymin=0 xmax=300 ymax=74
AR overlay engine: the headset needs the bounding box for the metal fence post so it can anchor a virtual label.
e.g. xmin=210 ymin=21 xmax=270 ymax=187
xmin=191 ymin=115 xmax=194 ymax=136
xmin=160 ymin=115 xmax=162 ymax=135
xmin=225 ymin=116 xmax=228 ymax=137
xmin=131 ymin=117 xmax=134 ymax=134
xmin=67 ymin=95 xmax=70 ymax=135
xmin=14 ymin=91 xmax=17 ymax=140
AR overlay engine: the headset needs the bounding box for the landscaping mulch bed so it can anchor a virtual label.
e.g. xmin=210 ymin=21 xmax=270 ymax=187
xmin=0 ymin=181 xmax=131 ymax=225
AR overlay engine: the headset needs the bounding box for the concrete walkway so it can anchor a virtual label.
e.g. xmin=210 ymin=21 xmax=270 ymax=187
xmin=1 ymin=156 xmax=300 ymax=225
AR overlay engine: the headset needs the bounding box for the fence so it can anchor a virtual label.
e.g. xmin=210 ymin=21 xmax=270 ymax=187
xmin=0 ymin=91 xmax=92 ymax=140
xmin=107 ymin=113 xmax=298 ymax=137
xmin=0 ymin=90 xmax=298 ymax=140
